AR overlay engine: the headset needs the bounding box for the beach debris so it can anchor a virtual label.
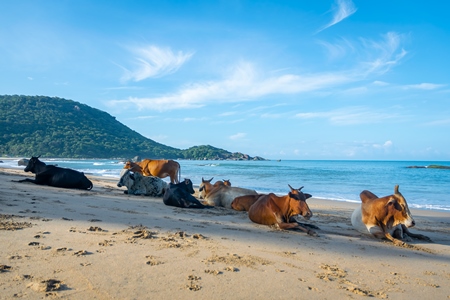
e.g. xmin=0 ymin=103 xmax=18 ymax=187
xmin=0 ymin=214 xmax=33 ymax=230
xmin=185 ymin=274 xmax=201 ymax=291
xmin=204 ymin=253 xmax=270 ymax=269
xmin=204 ymin=269 xmax=222 ymax=275
xmin=88 ymin=219 xmax=102 ymax=222
xmin=224 ymin=266 xmax=239 ymax=272
xmin=0 ymin=264 xmax=12 ymax=272
xmin=317 ymin=264 xmax=347 ymax=281
xmin=98 ymin=240 xmax=114 ymax=246
xmin=73 ymin=250 xmax=88 ymax=256
xmin=87 ymin=226 xmax=105 ymax=232
xmin=28 ymin=242 xmax=40 ymax=246
xmin=145 ymin=255 xmax=164 ymax=266
xmin=28 ymin=279 xmax=62 ymax=292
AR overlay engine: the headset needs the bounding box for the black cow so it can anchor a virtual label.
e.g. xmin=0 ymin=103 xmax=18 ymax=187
xmin=17 ymin=156 xmax=93 ymax=190
xmin=163 ymin=178 xmax=213 ymax=209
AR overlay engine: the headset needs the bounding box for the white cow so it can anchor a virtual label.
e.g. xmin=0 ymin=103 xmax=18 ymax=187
xmin=199 ymin=177 xmax=258 ymax=208
xmin=117 ymin=169 xmax=167 ymax=197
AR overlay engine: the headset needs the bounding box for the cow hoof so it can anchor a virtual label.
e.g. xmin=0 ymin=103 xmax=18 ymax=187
xmin=307 ymin=230 xmax=318 ymax=237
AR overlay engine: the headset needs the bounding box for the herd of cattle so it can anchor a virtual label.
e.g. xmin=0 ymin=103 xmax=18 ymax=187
xmin=16 ymin=156 xmax=432 ymax=245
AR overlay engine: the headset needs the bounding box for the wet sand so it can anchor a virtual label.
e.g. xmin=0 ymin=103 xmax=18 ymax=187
xmin=0 ymin=168 xmax=449 ymax=299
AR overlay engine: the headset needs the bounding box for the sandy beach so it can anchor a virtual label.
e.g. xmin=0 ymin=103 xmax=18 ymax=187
xmin=0 ymin=168 xmax=449 ymax=299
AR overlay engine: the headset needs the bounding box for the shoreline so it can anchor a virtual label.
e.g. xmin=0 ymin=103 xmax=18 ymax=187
xmin=2 ymin=163 xmax=449 ymax=213
xmin=0 ymin=168 xmax=449 ymax=299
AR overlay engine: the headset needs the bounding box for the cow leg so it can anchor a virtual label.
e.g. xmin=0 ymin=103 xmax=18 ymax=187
xmin=401 ymin=225 xmax=433 ymax=242
xmin=278 ymin=222 xmax=318 ymax=237
xmin=16 ymin=178 xmax=46 ymax=185
xmin=382 ymin=232 xmax=407 ymax=246
xmin=16 ymin=178 xmax=37 ymax=184
xmin=289 ymin=217 xmax=320 ymax=230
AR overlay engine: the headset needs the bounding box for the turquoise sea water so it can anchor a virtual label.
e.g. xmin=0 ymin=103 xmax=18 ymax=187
xmin=2 ymin=159 xmax=449 ymax=211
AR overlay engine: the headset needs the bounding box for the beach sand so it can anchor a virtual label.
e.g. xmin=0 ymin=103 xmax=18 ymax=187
xmin=0 ymin=168 xmax=449 ymax=299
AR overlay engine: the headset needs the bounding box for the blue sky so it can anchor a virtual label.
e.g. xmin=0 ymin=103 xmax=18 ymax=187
xmin=1 ymin=1 xmax=449 ymax=160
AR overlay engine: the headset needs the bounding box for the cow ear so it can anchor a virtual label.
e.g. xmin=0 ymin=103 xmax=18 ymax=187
xmin=386 ymin=198 xmax=401 ymax=210
xmin=304 ymin=193 xmax=312 ymax=199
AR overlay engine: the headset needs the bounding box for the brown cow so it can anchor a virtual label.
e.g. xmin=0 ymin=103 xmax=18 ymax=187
xmin=231 ymin=194 xmax=264 ymax=211
xmin=124 ymin=159 xmax=180 ymax=183
xmin=248 ymin=185 xmax=317 ymax=236
xmin=212 ymin=179 xmax=231 ymax=187
xmin=351 ymin=185 xmax=432 ymax=245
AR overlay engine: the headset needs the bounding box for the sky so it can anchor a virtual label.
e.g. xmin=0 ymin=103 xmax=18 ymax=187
xmin=1 ymin=0 xmax=450 ymax=161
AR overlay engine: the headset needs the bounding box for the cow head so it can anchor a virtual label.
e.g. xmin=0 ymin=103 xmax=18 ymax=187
xmin=223 ymin=179 xmax=231 ymax=186
xmin=198 ymin=177 xmax=214 ymax=199
xmin=117 ymin=169 xmax=134 ymax=188
xmin=183 ymin=178 xmax=195 ymax=194
xmin=24 ymin=155 xmax=43 ymax=173
xmin=385 ymin=185 xmax=415 ymax=228
xmin=287 ymin=184 xmax=313 ymax=220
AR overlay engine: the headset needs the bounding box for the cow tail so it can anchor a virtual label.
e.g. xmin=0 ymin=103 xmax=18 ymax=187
xmin=178 ymin=162 xmax=181 ymax=183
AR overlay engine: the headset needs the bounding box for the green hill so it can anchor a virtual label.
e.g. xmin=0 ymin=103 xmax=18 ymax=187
xmin=0 ymin=95 xmax=265 ymax=160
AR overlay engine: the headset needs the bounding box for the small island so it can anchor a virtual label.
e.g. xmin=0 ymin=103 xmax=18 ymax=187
xmin=406 ymin=165 xmax=450 ymax=169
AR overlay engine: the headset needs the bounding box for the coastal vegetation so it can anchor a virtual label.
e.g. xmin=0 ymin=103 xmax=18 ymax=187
xmin=0 ymin=95 xmax=265 ymax=160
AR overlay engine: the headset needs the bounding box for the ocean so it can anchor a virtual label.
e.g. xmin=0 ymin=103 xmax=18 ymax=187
xmin=1 ymin=158 xmax=449 ymax=211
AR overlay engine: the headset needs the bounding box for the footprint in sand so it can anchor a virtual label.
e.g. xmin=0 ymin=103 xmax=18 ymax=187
xmin=28 ymin=279 xmax=63 ymax=292
xmin=185 ymin=275 xmax=201 ymax=291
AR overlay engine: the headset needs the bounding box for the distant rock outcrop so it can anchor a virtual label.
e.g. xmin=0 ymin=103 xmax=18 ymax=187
xmin=18 ymin=158 xmax=29 ymax=166
xmin=406 ymin=165 xmax=450 ymax=169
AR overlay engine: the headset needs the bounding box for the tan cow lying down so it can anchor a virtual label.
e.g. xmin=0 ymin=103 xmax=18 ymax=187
xmin=199 ymin=177 xmax=258 ymax=208
xmin=124 ymin=159 xmax=180 ymax=183
xmin=231 ymin=194 xmax=265 ymax=211
xmin=248 ymin=185 xmax=318 ymax=236
xmin=351 ymin=185 xmax=432 ymax=245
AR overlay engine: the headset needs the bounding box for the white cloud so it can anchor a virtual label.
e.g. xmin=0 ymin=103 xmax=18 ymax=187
xmin=402 ymin=83 xmax=446 ymax=90
xmin=230 ymin=132 xmax=246 ymax=140
xmin=372 ymin=80 xmax=389 ymax=86
xmin=359 ymin=32 xmax=407 ymax=75
xmin=295 ymin=107 xmax=399 ymax=125
xmin=317 ymin=0 xmax=357 ymax=33
xmin=121 ymin=45 xmax=194 ymax=82
xmin=373 ymin=140 xmax=393 ymax=149
xmin=107 ymin=33 xmax=407 ymax=112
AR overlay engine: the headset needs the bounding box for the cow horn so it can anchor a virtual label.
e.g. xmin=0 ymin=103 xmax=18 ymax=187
xmin=298 ymin=186 xmax=304 ymax=191
xmin=394 ymin=185 xmax=400 ymax=194
xmin=37 ymin=155 xmax=41 ymax=158
xmin=288 ymin=184 xmax=294 ymax=191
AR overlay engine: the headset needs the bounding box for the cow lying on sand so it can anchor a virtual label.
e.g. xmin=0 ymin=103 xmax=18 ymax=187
xmin=248 ymin=185 xmax=318 ymax=236
xmin=351 ymin=185 xmax=432 ymax=245
xmin=231 ymin=194 xmax=264 ymax=211
xmin=124 ymin=159 xmax=180 ymax=183
xmin=117 ymin=169 xmax=167 ymax=197
xmin=199 ymin=177 xmax=258 ymax=208
xmin=17 ymin=156 xmax=93 ymax=190
xmin=163 ymin=179 xmax=213 ymax=209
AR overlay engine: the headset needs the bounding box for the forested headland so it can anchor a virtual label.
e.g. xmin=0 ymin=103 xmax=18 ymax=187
xmin=0 ymin=95 xmax=265 ymax=160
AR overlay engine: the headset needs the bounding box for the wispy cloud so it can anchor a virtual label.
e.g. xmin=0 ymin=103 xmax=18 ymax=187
xmin=317 ymin=0 xmax=357 ymax=33
xmin=360 ymin=32 xmax=407 ymax=75
xmin=295 ymin=106 xmax=400 ymax=125
xmin=373 ymin=140 xmax=393 ymax=149
xmin=120 ymin=45 xmax=194 ymax=82
xmin=230 ymin=132 xmax=246 ymax=140
xmin=402 ymin=83 xmax=446 ymax=90
xmin=107 ymin=33 xmax=407 ymax=112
